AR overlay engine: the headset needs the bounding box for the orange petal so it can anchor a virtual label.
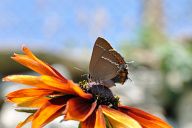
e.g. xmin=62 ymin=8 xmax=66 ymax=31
xmin=101 ymin=105 xmax=142 ymax=128
xmin=22 ymin=46 xmax=66 ymax=80
xmin=81 ymin=111 xmax=96 ymax=128
xmin=6 ymin=75 xmax=62 ymax=91
xmin=119 ymin=106 xmax=172 ymax=128
xmin=12 ymin=46 xmax=66 ymax=80
xmin=64 ymin=97 xmax=96 ymax=122
xmin=7 ymin=96 xmax=49 ymax=107
xmin=68 ymin=80 xmax=92 ymax=99
xmin=16 ymin=114 xmax=34 ymax=128
xmin=32 ymin=96 xmax=71 ymax=128
xmin=3 ymin=75 xmax=92 ymax=99
xmin=41 ymin=75 xmax=92 ymax=99
xmin=6 ymin=88 xmax=53 ymax=107
xmin=7 ymin=96 xmax=36 ymax=104
xmin=95 ymin=107 xmax=106 ymax=128
xmin=16 ymin=97 xmax=50 ymax=107
xmin=36 ymin=106 xmax=65 ymax=127
xmin=81 ymin=107 xmax=106 ymax=128
xmin=7 ymin=88 xmax=53 ymax=98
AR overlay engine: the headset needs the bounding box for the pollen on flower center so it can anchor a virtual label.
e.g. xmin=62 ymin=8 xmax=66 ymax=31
xmin=88 ymin=85 xmax=119 ymax=109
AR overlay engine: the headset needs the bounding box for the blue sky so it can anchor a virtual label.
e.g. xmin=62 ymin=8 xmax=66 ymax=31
xmin=0 ymin=0 xmax=191 ymax=52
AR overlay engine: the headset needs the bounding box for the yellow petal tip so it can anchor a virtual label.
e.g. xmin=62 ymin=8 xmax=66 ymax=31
xmin=2 ymin=77 xmax=8 ymax=82
xmin=22 ymin=45 xmax=27 ymax=50
xmin=11 ymin=53 xmax=18 ymax=58
xmin=2 ymin=76 xmax=13 ymax=82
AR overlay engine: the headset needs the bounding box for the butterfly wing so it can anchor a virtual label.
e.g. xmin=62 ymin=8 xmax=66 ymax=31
xmin=89 ymin=37 xmax=128 ymax=84
xmin=89 ymin=37 xmax=113 ymax=79
xmin=91 ymin=49 xmax=120 ymax=81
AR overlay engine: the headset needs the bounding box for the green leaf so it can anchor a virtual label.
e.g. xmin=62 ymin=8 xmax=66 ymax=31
xmin=78 ymin=122 xmax=81 ymax=128
xmin=104 ymin=115 xmax=113 ymax=128
xmin=15 ymin=107 xmax=38 ymax=113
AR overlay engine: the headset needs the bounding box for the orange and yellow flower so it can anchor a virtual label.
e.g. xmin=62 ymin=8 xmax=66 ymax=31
xmin=2 ymin=46 xmax=172 ymax=128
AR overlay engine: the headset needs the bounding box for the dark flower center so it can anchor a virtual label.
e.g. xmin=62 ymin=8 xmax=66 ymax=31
xmin=79 ymin=80 xmax=119 ymax=109
xmin=89 ymin=85 xmax=119 ymax=109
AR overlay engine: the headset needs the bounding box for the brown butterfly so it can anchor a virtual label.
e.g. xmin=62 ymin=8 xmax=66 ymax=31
xmin=89 ymin=37 xmax=128 ymax=87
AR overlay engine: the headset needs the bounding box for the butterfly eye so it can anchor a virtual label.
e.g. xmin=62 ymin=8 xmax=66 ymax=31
xmin=125 ymin=64 xmax=128 ymax=69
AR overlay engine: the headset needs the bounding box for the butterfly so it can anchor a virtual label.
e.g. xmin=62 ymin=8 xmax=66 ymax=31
xmin=88 ymin=37 xmax=128 ymax=87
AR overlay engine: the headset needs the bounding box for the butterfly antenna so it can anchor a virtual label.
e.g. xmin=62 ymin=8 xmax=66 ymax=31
xmin=73 ymin=66 xmax=89 ymax=79
xmin=128 ymin=77 xmax=132 ymax=82
xmin=73 ymin=66 xmax=84 ymax=72
xmin=125 ymin=60 xmax=135 ymax=68
xmin=126 ymin=60 xmax=135 ymax=64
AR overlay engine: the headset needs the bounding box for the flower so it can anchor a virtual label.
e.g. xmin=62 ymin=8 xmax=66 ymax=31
xmin=2 ymin=46 xmax=172 ymax=128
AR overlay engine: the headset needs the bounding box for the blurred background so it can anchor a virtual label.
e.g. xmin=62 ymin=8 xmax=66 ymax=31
xmin=0 ymin=0 xmax=192 ymax=128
